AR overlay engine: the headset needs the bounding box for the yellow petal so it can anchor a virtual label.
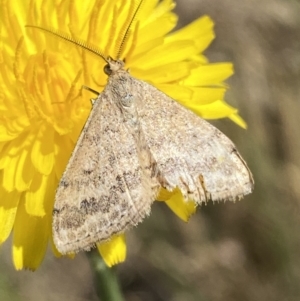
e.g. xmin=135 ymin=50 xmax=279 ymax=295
xmin=189 ymin=54 xmax=209 ymax=64
xmin=13 ymin=195 xmax=49 ymax=270
xmin=0 ymin=184 xmax=20 ymax=244
xmin=131 ymin=61 xmax=191 ymax=84
xmin=1 ymin=132 xmax=34 ymax=191
xmin=131 ymin=40 xmax=196 ymax=68
xmin=25 ymin=174 xmax=46 ymax=216
xmin=31 ymin=124 xmax=54 ymax=176
xmin=140 ymin=0 xmax=175 ymax=25
xmin=167 ymin=15 xmax=215 ymax=53
xmin=25 ymin=172 xmax=55 ymax=217
xmin=137 ymin=13 xmax=177 ymax=50
xmin=189 ymin=87 xmax=226 ymax=105
xmin=0 ymin=147 xmax=10 ymax=170
xmin=2 ymin=154 xmax=19 ymax=192
xmin=0 ymin=117 xmax=30 ymax=141
xmin=191 ymin=99 xmax=238 ymax=119
xmin=97 ymin=234 xmax=126 ymax=267
xmin=182 ymin=63 xmax=234 ymax=86
xmin=229 ymin=113 xmax=247 ymax=129
xmin=157 ymin=188 xmax=197 ymax=222
xmin=156 ymin=187 xmax=173 ymax=200
xmin=0 ymin=125 xmax=18 ymax=141
xmin=14 ymin=147 xmax=34 ymax=191
xmin=130 ymin=37 xmax=164 ymax=58
xmin=53 ymin=133 xmax=74 ymax=179
xmin=156 ymin=84 xmax=193 ymax=102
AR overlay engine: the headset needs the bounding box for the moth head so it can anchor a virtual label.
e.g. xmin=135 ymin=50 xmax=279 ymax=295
xmin=104 ymin=58 xmax=125 ymax=75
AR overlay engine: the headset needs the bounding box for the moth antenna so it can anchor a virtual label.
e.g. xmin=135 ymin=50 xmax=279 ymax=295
xmin=25 ymin=25 xmax=109 ymax=64
xmin=116 ymin=0 xmax=144 ymax=60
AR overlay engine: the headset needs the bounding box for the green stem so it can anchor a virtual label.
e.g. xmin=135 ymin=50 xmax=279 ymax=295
xmin=87 ymin=250 xmax=125 ymax=301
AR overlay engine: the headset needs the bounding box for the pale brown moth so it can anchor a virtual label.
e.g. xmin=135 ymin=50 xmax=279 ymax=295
xmin=27 ymin=1 xmax=254 ymax=255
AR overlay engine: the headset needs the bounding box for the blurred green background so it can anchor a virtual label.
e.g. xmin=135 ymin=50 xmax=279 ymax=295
xmin=1 ymin=0 xmax=300 ymax=300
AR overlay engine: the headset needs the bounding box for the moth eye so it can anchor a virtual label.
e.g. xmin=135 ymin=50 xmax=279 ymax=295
xmin=104 ymin=64 xmax=112 ymax=75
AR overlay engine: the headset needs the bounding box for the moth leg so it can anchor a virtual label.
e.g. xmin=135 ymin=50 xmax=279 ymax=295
xmin=82 ymin=85 xmax=99 ymax=95
xmin=82 ymin=85 xmax=100 ymax=105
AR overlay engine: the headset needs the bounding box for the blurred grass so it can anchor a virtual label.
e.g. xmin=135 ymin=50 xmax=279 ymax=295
xmin=1 ymin=0 xmax=300 ymax=300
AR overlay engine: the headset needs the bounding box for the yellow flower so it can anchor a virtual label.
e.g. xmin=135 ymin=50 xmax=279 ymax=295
xmin=0 ymin=0 xmax=245 ymax=270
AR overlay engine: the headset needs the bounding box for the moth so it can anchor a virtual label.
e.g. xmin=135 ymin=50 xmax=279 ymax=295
xmin=27 ymin=7 xmax=253 ymax=255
